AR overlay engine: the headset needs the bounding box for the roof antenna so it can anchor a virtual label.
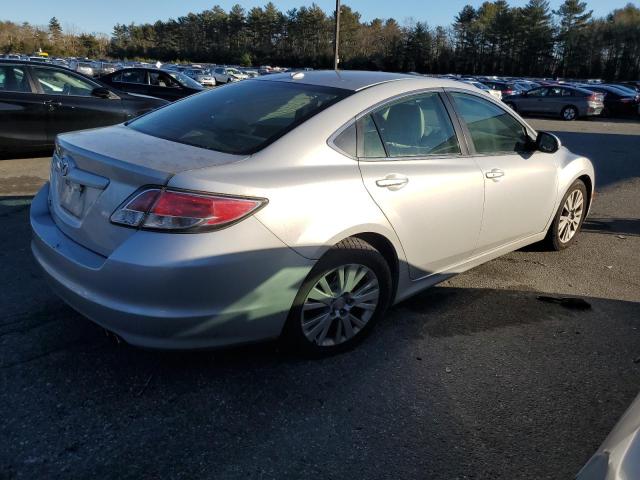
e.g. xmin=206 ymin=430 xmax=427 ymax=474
xmin=333 ymin=0 xmax=341 ymax=71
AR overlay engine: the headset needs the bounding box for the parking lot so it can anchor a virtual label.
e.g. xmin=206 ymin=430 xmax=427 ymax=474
xmin=1 ymin=117 xmax=639 ymax=479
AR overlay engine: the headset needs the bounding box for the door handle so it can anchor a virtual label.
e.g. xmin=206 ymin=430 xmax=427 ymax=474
xmin=376 ymin=175 xmax=409 ymax=190
xmin=44 ymin=100 xmax=62 ymax=111
xmin=485 ymin=169 xmax=505 ymax=180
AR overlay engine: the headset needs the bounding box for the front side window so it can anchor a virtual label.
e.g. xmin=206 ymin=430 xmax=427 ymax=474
xmin=129 ymin=80 xmax=351 ymax=155
xmin=0 ymin=66 xmax=30 ymax=93
xmin=31 ymin=67 xmax=96 ymax=96
xmin=120 ymin=70 xmax=147 ymax=84
xmin=168 ymin=72 xmax=203 ymax=89
xmin=150 ymin=71 xmax=179 ymax=88
xmin=450 ymin=92 xmax=530 ymax=154
xmin=370 ymin=92 xmax=460 ymax=157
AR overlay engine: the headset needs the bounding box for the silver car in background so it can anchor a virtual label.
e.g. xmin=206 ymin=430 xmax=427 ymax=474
xmin=461 ymin=80 xmax=503 ymax=101
xmin=30 ymin=71 xmax=594 ymax=355
xmin=68 ymin=59 xmax=96 ymax=77
xmin=504 ymin=85 xmax=604 ymax=120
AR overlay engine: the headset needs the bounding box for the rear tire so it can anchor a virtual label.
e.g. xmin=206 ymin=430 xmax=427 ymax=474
xmin=561 ymin=105 xmax=578 ymax=121
xmin=505 ymin=101 xmax=517 ymax=112
xmin=544 ymin=180 xmax=588 ymax=251
xmin=282 ymin=238 xmax=392 ymax=356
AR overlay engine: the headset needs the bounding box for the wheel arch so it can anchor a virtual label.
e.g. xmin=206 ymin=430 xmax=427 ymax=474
xmin=577 ymin=174 xmax=594 ymax=215
xmin=351 ymin=232 xmax=401 ymax=301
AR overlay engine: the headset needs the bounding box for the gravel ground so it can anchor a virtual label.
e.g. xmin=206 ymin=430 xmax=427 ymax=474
xmin=0 ymin=118 xmax=639 ymax=479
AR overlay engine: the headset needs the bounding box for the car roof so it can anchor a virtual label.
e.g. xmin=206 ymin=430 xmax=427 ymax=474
xmin=0 ymin=59 xmax=35 ymax=66
xmin=256 ymin=70 xmax=450 ymax=92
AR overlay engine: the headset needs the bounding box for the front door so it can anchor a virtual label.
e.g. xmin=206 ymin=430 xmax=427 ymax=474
xmin=447 ymin=91 xmax=558 ymax=252
xmin=148 ymin=70 xmax=184 ymax=101
xmin=30 ymin=66 xmax=125 ymax=141
xmin=357 ymin=91 xmax=485 ymax=279
xmin=0 ymin=64 xmax=48 ymax=151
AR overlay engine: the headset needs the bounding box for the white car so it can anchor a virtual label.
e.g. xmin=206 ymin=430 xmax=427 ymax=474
xmin=212 ymin=67 xmax=249 ymax=84
xmin=462 ymin=80 xmax=503 ymax=101
xmin=184 ymin=68 xmax=216 ymax=87
xmin=31 ymin=71 xmax=594 ymax=355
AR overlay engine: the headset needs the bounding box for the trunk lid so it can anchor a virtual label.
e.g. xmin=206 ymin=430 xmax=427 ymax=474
xmin=50 ymin=125 xmax=246 ymax=256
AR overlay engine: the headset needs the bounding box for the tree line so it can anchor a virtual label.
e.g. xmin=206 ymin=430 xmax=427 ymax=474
xmin=0 ymin=17 xmax=109 ymax=58
xmin=2 ymin=1 xmax=640 ymax=80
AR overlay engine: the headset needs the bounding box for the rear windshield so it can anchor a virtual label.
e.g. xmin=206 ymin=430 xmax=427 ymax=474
xmin=128 ymin=80 xmax=351 ymax=154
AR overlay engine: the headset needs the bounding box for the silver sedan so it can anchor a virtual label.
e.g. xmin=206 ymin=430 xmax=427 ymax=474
xmin=30 ymin=71 xmax=595 ymax=355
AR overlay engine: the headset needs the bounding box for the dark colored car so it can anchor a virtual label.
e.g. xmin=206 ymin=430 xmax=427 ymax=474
xmin=0 ymin=60 xmax=168 ymax=154
xmin=581 ymin=84 xmax=640 ymax=117
xmin=99 ymin=68 xmax=204 ymax=102
xmin=504 ymin=85 xmax=604 ymax=120
xmin=615 ymin=81 xmax=640 ymax=92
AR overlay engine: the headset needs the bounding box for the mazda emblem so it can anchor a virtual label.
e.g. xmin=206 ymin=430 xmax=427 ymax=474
xmin=56 ymin=157 xmax=70 ymax=177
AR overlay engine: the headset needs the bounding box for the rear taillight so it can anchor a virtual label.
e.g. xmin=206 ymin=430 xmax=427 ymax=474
xmin=503 ymin=89 xmax=514 ymax=96
xmin=111 ymin=188 xmax=266 ymax=232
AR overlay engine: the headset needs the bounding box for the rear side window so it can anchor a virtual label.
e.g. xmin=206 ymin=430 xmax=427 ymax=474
xmin=332 ymin=123 xmax=356 ymax=157
xmin=450 ymin=92 xmax=529 ymax=154
xmin=120 ymin=70 xmax=147 ymax=84
xmin=129 ymin=80 xmax=351 ymax=155
xmin=358 ymin=115 xmax=386 ymax=158
xmin=370 ymin=92 xmax=460 ymax=157
xmin=0 ymin=65 xmax=30 ymax=93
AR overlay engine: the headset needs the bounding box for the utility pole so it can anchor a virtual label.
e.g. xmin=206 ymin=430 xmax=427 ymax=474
xmin=333 ymin=0 xmax=341 ymax=70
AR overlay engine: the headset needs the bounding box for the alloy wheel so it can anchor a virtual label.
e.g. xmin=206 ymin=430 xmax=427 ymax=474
xmin=558 ymin=188 xmax=584 ymax=243
xmin=563 ymin=107 xmax=577 ymax=120
xmin=301 ymin=264 xmax=380 ymax=347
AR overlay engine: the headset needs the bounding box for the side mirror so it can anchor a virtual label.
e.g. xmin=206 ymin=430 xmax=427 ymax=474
xmin=91 ymin=87 xmax=112 ymax=99
xmin=536 ymin=131 xmax=560 ymax=153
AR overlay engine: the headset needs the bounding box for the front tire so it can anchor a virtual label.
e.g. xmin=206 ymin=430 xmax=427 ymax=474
xmin=544 ymin=180 xmax=588 ymax=250
xmin=282 ymin=238 xmax=392 ymax=356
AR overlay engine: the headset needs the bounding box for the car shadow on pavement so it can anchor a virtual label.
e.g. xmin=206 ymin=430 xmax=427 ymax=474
xmin=2 ymin=275 xmax=640 ymax=479
xmin=0 ymin=150 xmax=52 ymax=161
xmin=583 ymin=217 xmax=640 ymax=237
xmin=547 ymin=131 xmax=640 ymax=188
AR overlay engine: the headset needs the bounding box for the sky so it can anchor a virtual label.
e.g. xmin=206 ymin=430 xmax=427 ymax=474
xmin=3 ymin=0 xmax=633 ymax=35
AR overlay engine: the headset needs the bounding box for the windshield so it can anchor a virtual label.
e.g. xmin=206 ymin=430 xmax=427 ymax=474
xmin=168 ymin=71 xmax=203 ymax=89
xmin=129 ymin=80 xmax=351 ymax=155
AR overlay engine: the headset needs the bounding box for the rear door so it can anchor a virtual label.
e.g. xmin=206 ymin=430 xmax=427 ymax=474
xmin=108 ymin=69 xmax=150 ymax=96
xmin=357 ymin=90 xmax=485 ymax=279
xmin=30 ymin=66 xmax=126 ymax=141
xmin=0 ymin=64 xmax=48 ymax=151
xmin=520 ymin=87 xmax=550 ymax=113
xmin=447 ymin=91 xmax=558 ymax=252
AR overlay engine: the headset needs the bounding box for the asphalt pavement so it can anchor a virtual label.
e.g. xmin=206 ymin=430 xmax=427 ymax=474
xmin=1 ymin=118 xmax=639 ymax=479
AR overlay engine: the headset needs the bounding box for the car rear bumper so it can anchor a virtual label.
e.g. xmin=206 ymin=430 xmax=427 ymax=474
xmin=587 ymin=104 xmax=604 ymax=116
xmin=30 ymin=183 xmax=314 ymax=349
